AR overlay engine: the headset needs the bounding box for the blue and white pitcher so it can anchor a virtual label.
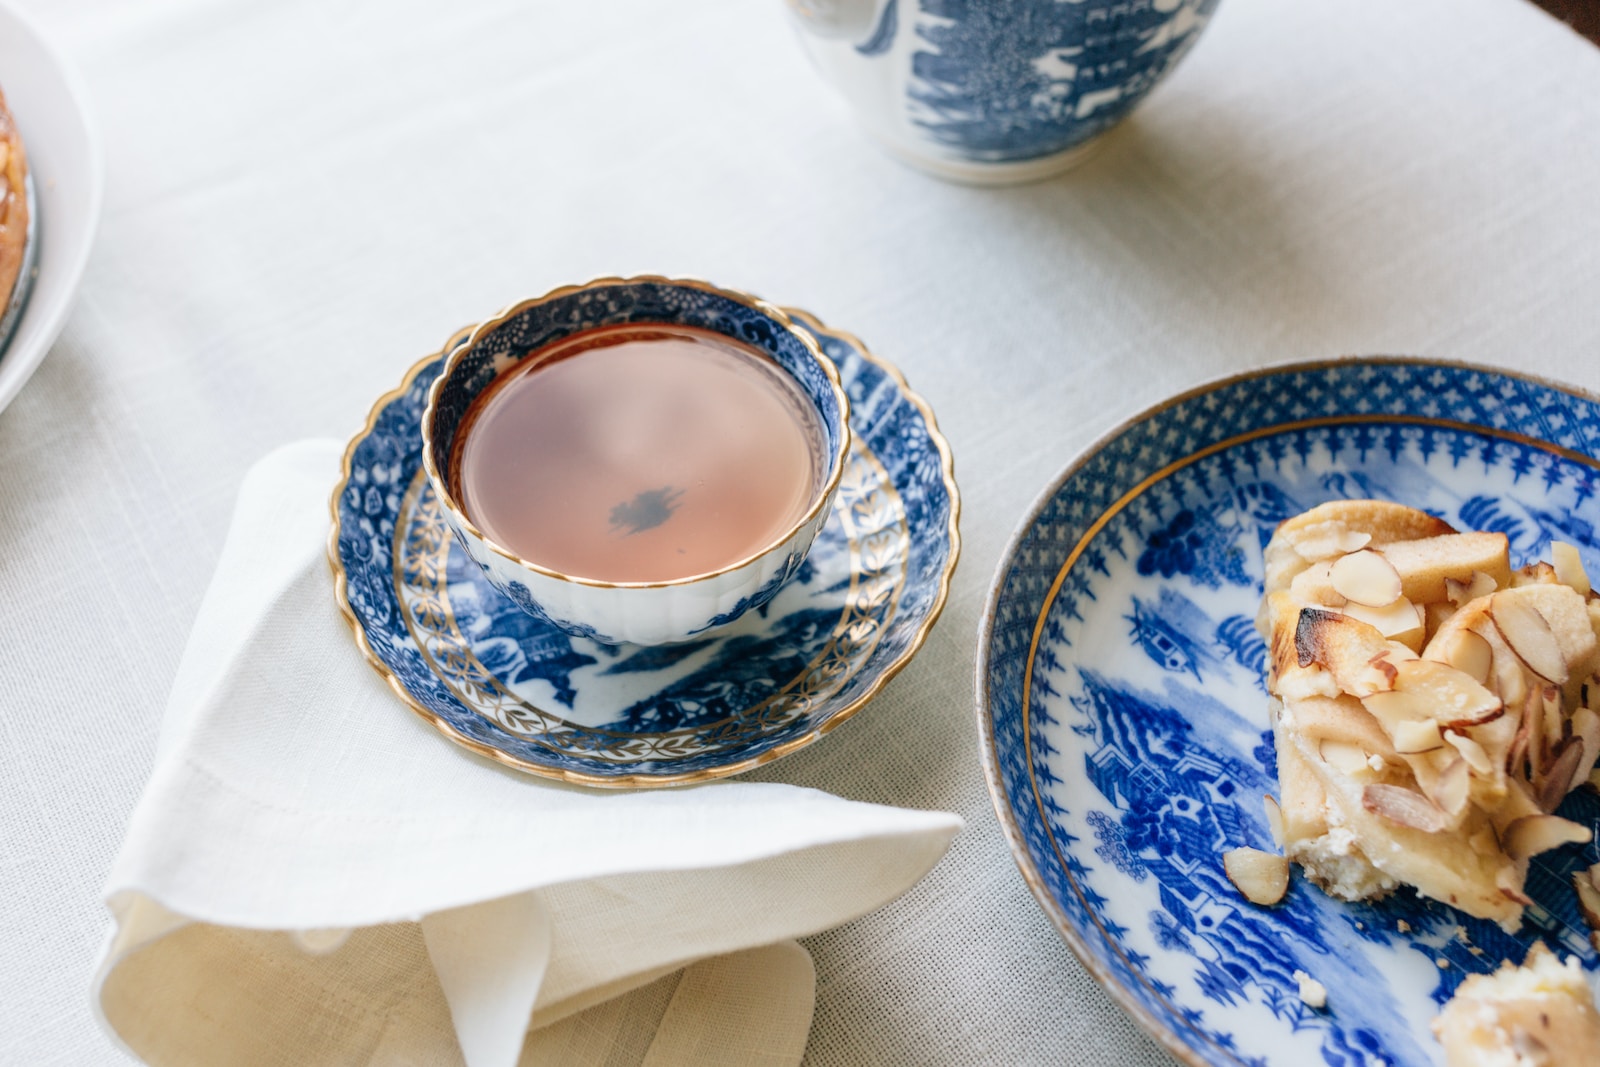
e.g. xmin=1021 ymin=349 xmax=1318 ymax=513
xmin=788 ymin=0 xmax=1219 ymax=184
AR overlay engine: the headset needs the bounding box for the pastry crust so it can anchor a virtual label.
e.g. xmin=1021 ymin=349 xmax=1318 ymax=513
xmin=0 ymin=85 xmax=30 ymax=311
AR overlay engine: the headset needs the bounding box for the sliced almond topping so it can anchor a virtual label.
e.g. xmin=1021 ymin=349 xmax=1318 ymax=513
xmin=1496 ymin=865 xmax=1534 ymax=906
xmin=1502 ymin=814 xmax=1592 ymax=861
xmin=1294 ymin=608 xmax=1395 ymax=696
xmin=1541 ymin=686 xmax=1563 ymax=752
xmin=1288 ymin=559 xmax=1346 ymax=608
xmin=1384 ymin=641 xmax=1420 ymax=663
xmin=1331 ymin=550 xmax=1404 ymax=607
xmin=1320 ymin=739 xmax=1373 ymax=776
xmin=1444 ymin=731 xmax=1494 ymax=775
xmin=1551 ymin=541 xmax=1591 ymax=596
xmin=1491 ymin=635 xmax=1531 ymax=713
xmin=1537 ymin=739 xmax=1582 ymax=813
xmin=1429 ymin=756 xmax=1471 ymax=815
xmin=1466 ymin=570 xmax=1501 ymax=600
xmin=1285 ymin=694 xmax=1395 ymax=755
xmin=1263 ymin=506 xmax=1600 ymax=926
xmin=1524 ymin=687 xmax=1547 ymax=776
xmin=1573 ymin=870 xmax=1600 ymax=932
xmin=1295 ymin=606 xmax=1338 ymax=669
xmin=1497 ymin=870 xmax=1536 ymax=908
xmin=1363 ymin=783 xmax=1449 ymax=832
xmin=1363 ymin=689 xmax=1443 ymax=734
xmin=1465 ymin=708 xmax=1517 ymax=779
xmin=1262 ymin=795 xmax=1285 ymax=848
xmin=1496 ymin=777 xmax=1544 ymax=830
xmin=1513 ymin=561 xmax=1559 ymax=587
xmin=1292 ymin=526 xmax=1372 ymax=562
xmin=1393 ymin=718 xmax=1445 ymax=754
xmin=1424 ymin=600 xmax=1457 ymax=643
xmin=1361 ymin=659 xmax=1503 ymax=733
xmin=1571 ymin=706 xmax=1600 ymax=792
xmin=1491 ymin=596 xmax=1571 ymax=684
xmin=1436 ymin=629 xmax=1493 ymax=685
xmin=1446 ymin=570 xmax=1499 ymax=605
xmin=1507 ymin=737 xmax=1529 ymax=782
xmin=1340 ymin=597 xmax=1425 ymax=651
xmin=1504 ymin=686 xmax=1532 ymax=768
xmin=1222 ymin=847 xmax=1290 ymax=906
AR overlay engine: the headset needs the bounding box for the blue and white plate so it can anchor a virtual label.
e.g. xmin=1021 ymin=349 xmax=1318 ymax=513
xmin=978 ymin=359 xmax=1600 ymax=1067
xmin=332 ymin=309 xmax=959 ymax=788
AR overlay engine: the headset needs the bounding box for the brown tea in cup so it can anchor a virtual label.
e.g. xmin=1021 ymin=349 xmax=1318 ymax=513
xmin=450 ymin=324 xmax=826 ymax=584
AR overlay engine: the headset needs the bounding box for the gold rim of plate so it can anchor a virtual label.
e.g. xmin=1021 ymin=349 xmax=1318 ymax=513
xmin=973 ymin=354 xmax=1600 ymax=1067
xmin=328 ymin=303 xmax=961 ymax=789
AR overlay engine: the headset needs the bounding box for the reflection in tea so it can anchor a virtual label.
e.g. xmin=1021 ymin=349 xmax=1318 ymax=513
xmin=452 ymin=324 xmax=824 ymax=583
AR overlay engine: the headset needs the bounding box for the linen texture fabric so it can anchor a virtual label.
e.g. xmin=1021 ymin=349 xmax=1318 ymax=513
xmin=93 ymin=441 xmax=962 ymax=1066
xmin=4 ymin=0 xmax=1600 ymax=1062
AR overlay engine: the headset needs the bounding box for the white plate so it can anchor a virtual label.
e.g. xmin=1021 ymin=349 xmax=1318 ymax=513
xmin=0 ymin=2 xmax=102 ymax=415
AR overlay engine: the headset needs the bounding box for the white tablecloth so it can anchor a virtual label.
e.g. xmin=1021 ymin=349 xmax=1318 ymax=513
xmin=4 ymin=0 xmax=1599 ymax=1063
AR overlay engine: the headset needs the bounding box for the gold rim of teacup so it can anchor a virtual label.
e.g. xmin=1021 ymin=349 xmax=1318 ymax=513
xmin=419 ymin=275 xmax=853 ymax=590
xmin=328 ymin=308 xmax=961 ymax=787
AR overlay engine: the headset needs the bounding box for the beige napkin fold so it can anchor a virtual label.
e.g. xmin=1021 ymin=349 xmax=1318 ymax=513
xmin=93 ymin=440 xmax=962 ymax=1067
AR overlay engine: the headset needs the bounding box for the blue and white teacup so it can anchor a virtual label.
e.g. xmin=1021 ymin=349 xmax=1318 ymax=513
xmin=420 ymin=277 xmax=851 ymax=646
xmin=788 ymin=0 xmax=1220 ymax=184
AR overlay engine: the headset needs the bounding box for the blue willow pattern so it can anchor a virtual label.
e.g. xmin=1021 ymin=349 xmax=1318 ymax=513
xmin=334 ymin=314 xmax=956 ymax=783
xmin=982 ymin=361 xmax=1600 ymax=1066
xmin=394 ymin=437 xmax=901 ymax=763
xmin=909 ymin=0 xmax=1219 ymax=161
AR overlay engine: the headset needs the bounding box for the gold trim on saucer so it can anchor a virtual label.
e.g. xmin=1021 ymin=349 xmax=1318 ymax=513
xmin=329 ymin=307 xmax=961 ymax=788
xmin=394 ymin=438 xmax=901 ymax=760
xmin=975 ymin=355 xmax=1600 ymax=1067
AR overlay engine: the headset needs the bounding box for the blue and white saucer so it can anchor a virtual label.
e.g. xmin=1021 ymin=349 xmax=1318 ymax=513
xmin=978 ymin=360 xmax=1600 ymax=1067
xmin=332 ymin=309 xmax=958 ymax=788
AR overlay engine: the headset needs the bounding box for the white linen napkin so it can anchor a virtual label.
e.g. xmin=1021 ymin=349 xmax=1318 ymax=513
xmin=93 ymin=439 xmax=963 ymax=1067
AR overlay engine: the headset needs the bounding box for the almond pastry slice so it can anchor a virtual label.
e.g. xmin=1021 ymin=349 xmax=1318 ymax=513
xmin=1261 ymin=502 xmax=1599 ymax=931
xmin=1432 ymin=943 xmax=1600 ymax=1067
